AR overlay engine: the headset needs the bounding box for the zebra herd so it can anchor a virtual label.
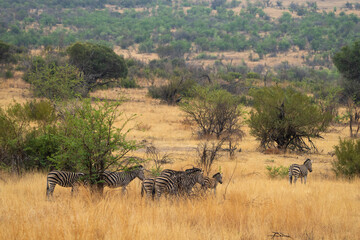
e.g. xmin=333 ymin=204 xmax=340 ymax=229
xmin=46 ymin=165 xmax=223 ymax=200
xmin=46 ymin=158 xmax=313 ymax=199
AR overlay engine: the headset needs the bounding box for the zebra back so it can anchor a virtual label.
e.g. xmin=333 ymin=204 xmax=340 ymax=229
xmin=47 ymin=171 xmax=84 ymax=188
xmin=102 ymin=165 xmax=145 ymax=188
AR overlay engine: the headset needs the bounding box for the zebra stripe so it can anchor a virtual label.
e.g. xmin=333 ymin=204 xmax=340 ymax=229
xmin=46 ymin=171 xmax=85 ymax=199
xmin=175 ymin=168 xmax=205 ymax=196
xmin=202 ymin=172 xmax=223 ymax=195
xmin=141 ymin=177 xmax=155 ymax=199
xmin=153 ymin=175 xmax=177 ymax=199
xmin=289 ymin=158 xmax=313 ymax=184
xmin=102 ymin=165 xmax=145 ymax=194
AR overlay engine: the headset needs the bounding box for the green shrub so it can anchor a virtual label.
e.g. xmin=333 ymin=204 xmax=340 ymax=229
xmin=5 ymin=70 xmax=13 ymax=78
xmin=246 ymin=72 xmax=261 ymax=79
xmin=333 ymin=138 xmax=360 ymax=178
xmin=266 ymin=165 xmax=289 ymax=179
xmin=148 ymin=77 xmax=196 ymax=104
xmin=249 ymin=86 xmax=332 ymax=151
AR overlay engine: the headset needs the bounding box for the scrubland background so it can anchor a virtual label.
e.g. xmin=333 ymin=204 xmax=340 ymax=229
xmin=0 ymin=84 xmax=359 ymax=240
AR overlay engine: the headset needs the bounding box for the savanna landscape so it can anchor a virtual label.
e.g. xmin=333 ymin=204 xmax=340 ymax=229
xmin=1 ymin=0 xmax=360 ymax=239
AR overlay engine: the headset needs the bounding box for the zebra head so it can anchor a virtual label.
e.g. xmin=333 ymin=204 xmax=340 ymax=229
xmin=213 ymin=172 xmax=223 ymax=184
xmin=304 ymin=159 xmax=312 ymax=172
xmin=132 ymin=165 xmax=145 ymax=181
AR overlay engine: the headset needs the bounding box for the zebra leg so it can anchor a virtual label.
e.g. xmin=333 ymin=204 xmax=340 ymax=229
xmin=47 ymin=183 xmax=55 ymax=199
xmin=71 ymin=183 xmax=80 ymax=196
xmin=122 ymin=187 xmax=127 ymax=195
xmin=304 ymin=175 xmax=307 ymax=184
xmin=141 ymin=183 xmax=145 ymax=198
xmin=293 ymin=176 xmax=298 ymax=185
xmin=289 ymin=175 xmax=293 ymax=184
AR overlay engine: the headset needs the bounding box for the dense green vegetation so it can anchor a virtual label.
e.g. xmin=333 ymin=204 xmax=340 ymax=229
xmin=333 ymin=138 xmax=360 ymax=178
xmin=248 ymin=86 xmax=332 ymax=151
xmin=1 ymin=0 xmax=360 ymax=68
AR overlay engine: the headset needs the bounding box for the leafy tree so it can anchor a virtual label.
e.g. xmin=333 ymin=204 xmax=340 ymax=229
xmin=181 ymin=86 xmax=244 ymax=140
xmin=248 ymin=86 xmax=332 ymax=152
xmin=67 ymin=42 xmax=128 ymax=92
xmin=26 ymin=63 xmax=86 ymax=100
xmin=0 ymin=41 xmax=17 ymax=66
xmin=52 ymin=99 xmax=140 ymax=194
xmin=333 ymin=138 xmax=360 ymax=178
xmin=332 ymin=40 xmax=360 ymax=101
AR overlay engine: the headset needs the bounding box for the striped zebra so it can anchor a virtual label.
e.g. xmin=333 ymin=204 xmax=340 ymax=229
xmin=153 ymin=175 xmax=177 ymax=199
xmin=141 ymin=177 xmax=155 ymax=199
xmin=102 ymin=165 xmax=145 ymax=194
xmin=175 ymin=167 xmax=205 ymax=196
xmin=46 ymin=171 xmax=85 ymax=199
xmin=202 ymin=172 xmax=223 ymax=195
xmin=289 ymin=158 xmax=313 ymax=184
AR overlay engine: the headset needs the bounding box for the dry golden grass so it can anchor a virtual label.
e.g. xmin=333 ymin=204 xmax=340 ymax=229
xmin=0 ymin=85 xmax=360 ymax=239
xmin=1 ymin=168 xmax=359 ymax=240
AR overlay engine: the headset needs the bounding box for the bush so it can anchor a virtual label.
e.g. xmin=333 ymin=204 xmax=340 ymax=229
xmin=5 ymin=70 xmax=13 ymax=78
xmin=266 ymin=165 xmax=289 ymax=178
xmin=181 ymin=86 xmax=244 ymax=139
xmin=333 ymin=138 xmax=360 ymax=178
xmin=26 ymin=63 xmax=86 ymax=100
xmin=249 ymin=86 xmax=332 ymax=151
xmin=148 ymin=77 xmax=196 ymax=104
xmin=0 ymin=100 xmax=57 ymax=173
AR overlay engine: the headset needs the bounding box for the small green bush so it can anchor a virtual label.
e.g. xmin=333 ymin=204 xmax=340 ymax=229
xmin=266 ymin=165 xmax=289 ymax=179
xmin=246 ymin=72 xmax=261 ymax=79
xmin=5 ymin=70 xmax=13 ymax=78
xmin=333 ymin=138 xmax=360 ymax=178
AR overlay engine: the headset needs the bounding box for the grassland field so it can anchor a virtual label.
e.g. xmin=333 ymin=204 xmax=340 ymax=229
xmin=0 ymin=76 xmax=360 ymax=239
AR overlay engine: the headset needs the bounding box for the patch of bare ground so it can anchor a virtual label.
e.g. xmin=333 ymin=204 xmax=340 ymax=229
xmin=0 ymin=73 xmax=32 ymax=107
xmin=188 ymin=49 xmax=308 ymax=68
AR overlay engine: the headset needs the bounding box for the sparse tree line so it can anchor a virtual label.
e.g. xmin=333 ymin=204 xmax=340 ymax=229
xmin=1 ymin=0 xmax=360 ymax=68
xmin=1 ymin=39 xmax=360 ymax=180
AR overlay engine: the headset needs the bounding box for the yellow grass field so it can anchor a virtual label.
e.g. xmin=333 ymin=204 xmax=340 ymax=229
xmin=0 ymin=81 xmax=360 ymax=239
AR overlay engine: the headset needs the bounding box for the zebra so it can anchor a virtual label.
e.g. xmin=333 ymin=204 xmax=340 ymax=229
xmin=141 ymin=177 xmax=155 ymax=199
xmin=289 ymin=158 xmax=313 ymax=184
xmin=174 ymin=167 xmax=205 ymax=197
xmin=46 ymin=171 xmax=85 ymax=199
xmin=201 ymin=172 xmax=223 ymax=195
xmin=153 ymin=175 xmax=177 ymax=199
xmin=102 ymin=165 xmax=145 ymax=194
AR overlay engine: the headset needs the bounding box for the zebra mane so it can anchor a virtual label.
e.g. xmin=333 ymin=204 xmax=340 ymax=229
xmin=212 ymin=172 xmax=221 ymax=178
xmin=304 ymin=159 xmax=312 ymax=165
xmin=126 ymin=165 xmax=144 ymax=172
xmin=185 ymin=167 xmax=202 ymax=174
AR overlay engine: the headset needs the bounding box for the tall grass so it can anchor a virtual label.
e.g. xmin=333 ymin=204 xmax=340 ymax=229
xmin=1 ymin=167 xmax=359 ymax=240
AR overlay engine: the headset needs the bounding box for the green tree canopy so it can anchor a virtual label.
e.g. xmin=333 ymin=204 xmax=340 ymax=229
xmin=248 ymin=86 xmax=332 ymax=152
xmin=67 ymin=42 xmax=128 ymax=91
xmin=52 ymin=99 xmax=139 ymax=194
xmin=332 ymin=40 xmax=360 ymax=101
